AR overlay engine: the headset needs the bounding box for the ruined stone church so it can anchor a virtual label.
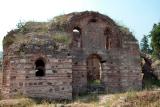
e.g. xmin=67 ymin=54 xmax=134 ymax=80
xmin=2 ymin=11 xmax=142 ymax=100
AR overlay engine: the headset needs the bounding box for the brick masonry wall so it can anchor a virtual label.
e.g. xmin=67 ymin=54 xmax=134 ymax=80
xmin=2 ymin=11 xmax=143 ymax=100
xmin=2 ymin=53 xmax=72 ymax=99
xmin=72 ymin=60 xmax=87 ymax=95
xmin=70 ymin=13 xmax=142 ymax=94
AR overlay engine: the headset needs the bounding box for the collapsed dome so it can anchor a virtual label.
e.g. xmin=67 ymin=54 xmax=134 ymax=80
xmin=2 ymin=11 xmax=141 ymax=100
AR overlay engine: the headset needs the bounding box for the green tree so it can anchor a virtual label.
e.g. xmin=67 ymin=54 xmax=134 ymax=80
xmin=150 ymin=23 xmax=160 ymax=59
xmin=140 ymin=35 xmax=151 ymax=54
xmin=16 ymin=20 xmax=28 ymax=33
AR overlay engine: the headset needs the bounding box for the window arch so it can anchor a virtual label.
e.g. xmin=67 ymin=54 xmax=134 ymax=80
xmin=35 ymin=58 xmax=45 ymax=77
xmin=72 ymin=27 xmax=82 ymax=48
xmin=104 ymin=28 xmax=110 ymax=35
xmin=73 ymin=26 xmax=81 ymax=35
xmin=104 ymin=28 xmax=111 ymax=49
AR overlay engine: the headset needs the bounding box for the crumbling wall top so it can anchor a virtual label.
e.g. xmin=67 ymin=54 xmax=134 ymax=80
xmin=3 ymin=11 xmax=137 ymax=49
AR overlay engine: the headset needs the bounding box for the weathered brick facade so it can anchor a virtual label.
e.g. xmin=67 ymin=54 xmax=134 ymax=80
xmin=2 ymin=11 xmax=143 ymax=100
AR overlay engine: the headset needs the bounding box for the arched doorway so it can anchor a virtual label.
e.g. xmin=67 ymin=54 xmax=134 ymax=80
xmin=87 ymin=54 xmax=102 ymax=83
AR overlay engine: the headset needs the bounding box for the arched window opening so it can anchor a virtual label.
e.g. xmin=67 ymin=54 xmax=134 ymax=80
xmin=104 ymin=28 xmax=110 ymax=35
xmin=89 ymin=18 xmax=97 ymax=23
xmin=73 ymin=27 xmax=81 ymax=35
xmin=73 ymin=29 xmax=80 ymax=33
xmin=104 ymin=28 xmax=111 ymax=49
xmin=35 ymin=58 xmax=45 ymax=77
xmin=106 ymin=36 xmax=111 ymax=49
xmin=72 ymin=27 xmax=82 ymax=48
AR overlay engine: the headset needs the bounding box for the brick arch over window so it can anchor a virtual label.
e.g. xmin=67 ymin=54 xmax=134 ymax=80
xmin=35 ymin=58 xmax=46 ymax=77
xmin=104 ymin=28 xmax=112 ymax=49
xmin=104 ymin=27 xmax=121 ymax=49
xmin=72 ymin=26 xmax=82 ymax=48
xmin=69 ymin=11 xmax=116 ymax=27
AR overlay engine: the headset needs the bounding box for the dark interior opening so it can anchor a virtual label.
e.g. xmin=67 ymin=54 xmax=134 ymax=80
xmin=73 ymin=27 xmax=81 ymax=35
xmin=35 ymin=59 xmax=45 ymax=77
xmin=89 ymin=18 xmax=97 ymax=23
xmin=104 ymin=28 xmax=110 ymax=35
xmin=87 ymin=54 xmax=102 ymax=83
xmin=104 ymin=28 xmax=111 ymax=49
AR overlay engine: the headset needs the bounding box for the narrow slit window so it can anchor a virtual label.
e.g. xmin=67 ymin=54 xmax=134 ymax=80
xmin=104 ymin=28 xmax=111 ymax=49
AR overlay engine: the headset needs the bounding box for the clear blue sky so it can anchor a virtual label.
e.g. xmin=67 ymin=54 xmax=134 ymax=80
xmin=0 ymin=0 xmax=160 ymax=51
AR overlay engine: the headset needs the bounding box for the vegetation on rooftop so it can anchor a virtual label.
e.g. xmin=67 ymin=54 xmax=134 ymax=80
xmin=3 ymin=21 xmax=49 ymax=47
xmin=50 ymin=14 xmax=69 ymax=31
xmin=52 ymin=32 xmax=71 ymax=45
xmin=3 ymin=12 xmax=139 ymax=48
xmin=3 ymin=31 xmax=16 ymax=47
xmin=115 ymin=22 xmax=137 ymax=41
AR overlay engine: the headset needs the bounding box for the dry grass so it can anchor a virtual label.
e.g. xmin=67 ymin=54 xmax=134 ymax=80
xmin=121 ymin=90 xmax=160 ymax=107
xmin=0 ymin=98 xmax=35 ymax=107
xmin=152 ymin=60 xmax=160 ymax=68
xmin=0 ymin=89 xmax=160 ymax=107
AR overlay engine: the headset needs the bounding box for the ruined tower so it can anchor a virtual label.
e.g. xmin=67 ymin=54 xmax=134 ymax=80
xmin=2 ymin=11 xmax=142 ymax=99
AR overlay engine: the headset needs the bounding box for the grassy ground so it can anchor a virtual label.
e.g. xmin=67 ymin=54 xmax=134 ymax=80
xmin=0 ymin=89 xmax=160 ymax=107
